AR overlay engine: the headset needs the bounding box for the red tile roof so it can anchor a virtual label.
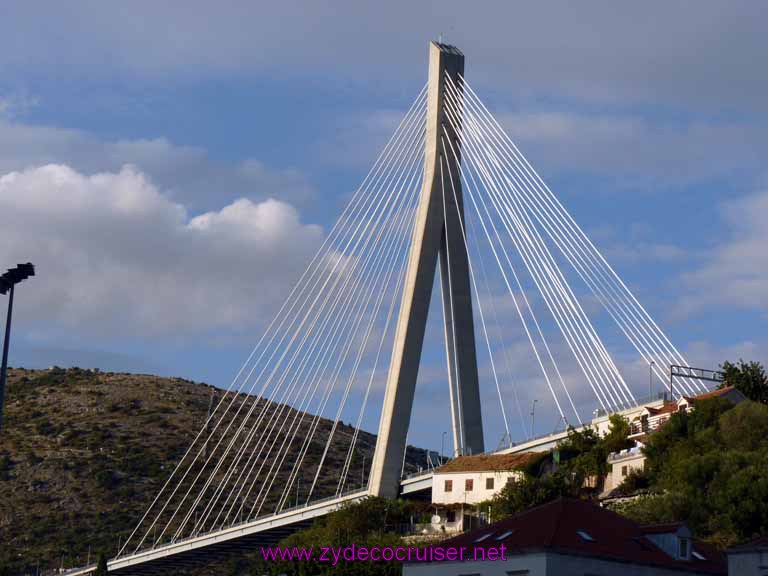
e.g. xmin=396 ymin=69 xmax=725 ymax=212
xmin=645 ymin=387 xmax=742 ymax=417
xmin=427 ymin=499 xmax=725 ymax=574
xmin=641 ymin=522 xmax=685 ymax=534
xmin=435 ymin=452 xmax=537 ymax=474
xmin=685 ymin=386 xmax=742 ymax=403
xmin=646 ymin=402 xmax=680 ymax=416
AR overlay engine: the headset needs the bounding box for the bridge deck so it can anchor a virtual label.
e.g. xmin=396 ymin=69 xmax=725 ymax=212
xmin=66 ymin=490 xmax=369 ymax=575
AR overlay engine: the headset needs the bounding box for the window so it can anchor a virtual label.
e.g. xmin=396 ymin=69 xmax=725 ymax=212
xmin=486 ymin=477 xmax=495 ymax=490
xmin=576 ymin=530 xmax=595 ymax=542
xmin=496 ymin=529 xmax=515 ymax=541
xmin=447 ymin=510 xmax=456 ymax=523
xmin=621 ymin=465 xmax=628 ymax=476
xmin=679 ymin=537 xmax=690 ymax=560
xmin=692 ymin=551 xmax=706 ymax=561
xmin=475 ymin=532 xmax=494 ymax=543
xmin=505 ymin=571 xmax=530 ymax=575
xmin=465 ymin=478 xmax=474 ymax=491
xmin=444 ymin=479 xmax=453 ymax=492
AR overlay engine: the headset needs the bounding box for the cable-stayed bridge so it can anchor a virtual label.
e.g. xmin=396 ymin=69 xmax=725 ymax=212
xmin=68 ymin=42 xmax=709 ymax=575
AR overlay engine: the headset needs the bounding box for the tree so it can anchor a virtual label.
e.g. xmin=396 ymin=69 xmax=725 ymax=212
xmin=490 ymin=469 xmax=580 ymax=518
xmin=602 ymin=414 xmax=633 ymax=454
xmin=94 ymin=553 xmax=109 ymax=575
xmin=489 ymin=420 xmax=633 ymax=518
xmin=618 ymin=400 xmax=768 ymax=547
xmin=720 ymin=360 xmax=768 ymax=404
xmin=247 ymin=497 xmax=419 ymax=576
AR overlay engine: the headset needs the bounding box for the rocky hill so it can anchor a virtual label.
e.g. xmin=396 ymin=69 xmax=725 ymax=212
xmin=0 ymin=367 xmax=432 ymax=575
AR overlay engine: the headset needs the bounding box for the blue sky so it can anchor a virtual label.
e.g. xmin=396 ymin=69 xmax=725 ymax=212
xmin=0 ymin=1 xmax=766 ymax=453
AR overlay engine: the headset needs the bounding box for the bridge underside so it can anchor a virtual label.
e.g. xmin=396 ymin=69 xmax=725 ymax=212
xmin=107 ymin=522 xmax=312 ymax=576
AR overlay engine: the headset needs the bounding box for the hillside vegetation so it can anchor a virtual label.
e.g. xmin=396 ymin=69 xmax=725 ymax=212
xmin=0 ymin=367 xmax=431 ymax=575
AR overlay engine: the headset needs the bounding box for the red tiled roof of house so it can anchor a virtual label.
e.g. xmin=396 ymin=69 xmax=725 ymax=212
xmin=641 ymin=522 xmax=685 ymax=534
xmin=646 ymin=402 xmax=679 ymax=416
xmin=684 ymin=386 xmax=740 ymax=403
xmin=428 ymin=499 xmax=725 ymax=574
xmin=435 ymin=452 xmax=537 ymax=474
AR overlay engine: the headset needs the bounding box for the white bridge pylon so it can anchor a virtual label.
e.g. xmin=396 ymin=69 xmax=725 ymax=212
xmin=88 ymin=41 xmax=708 ymax=574
xmin=369 ymin=42 xmax=484 ymax=499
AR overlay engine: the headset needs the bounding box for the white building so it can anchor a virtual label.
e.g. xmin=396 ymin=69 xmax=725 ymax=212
xmin=404 ymin=499 xmax=727 ymax=576
xmin=727 ymin=535 xmax=768 ymax=575
xmin=432 ymin=452 xmax=537 ymax=506
xmin=604 ymin=444 xmax=646 ymax=494
xmin=417 ymin=452 xmax=537 ymax=534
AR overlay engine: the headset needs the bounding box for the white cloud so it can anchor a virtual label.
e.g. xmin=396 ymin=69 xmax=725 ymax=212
xmin=681 ymin=188 xmax=768 ymax=316
xmin=0 ymin=120 xmax=316 ymax=211
xmin=0 ymin=164 xmax=323 ymax=338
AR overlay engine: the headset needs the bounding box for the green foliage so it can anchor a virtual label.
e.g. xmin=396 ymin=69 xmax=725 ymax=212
xmin=252 ymin=497 xmax=409 ymax=575
xmin=521 ymin=451 xmax=550 ymax=476
xmin=94 ymin=468 xmax=119 ymax=490
xmin=620 ymin=400 xmax=768 ymax=546
xmin=0 ymin=367 xmax=434 ymax=574
xmin=491 ymin=469 xmax=581 ymax=517
xmin=94 ymin=553 xmax=109 ymax=576
xmin=603 ymin=414 xmax=634 ymax=453
xmin=614 ymin=468 xmax=651 ymax=496
xmin=720 ymin=359 xmax=768 ymax=404
xmin=490 ymin=417 xmax=633 ymax=517
xmin=0 ymin=453 xmax=11 ymax=481
xmin=641 ymin=397 xmax=732 ymax=477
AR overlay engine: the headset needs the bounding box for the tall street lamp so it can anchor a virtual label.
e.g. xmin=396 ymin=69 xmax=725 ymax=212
xmin=0 ymin=263 xmax=35 ymax=432
xmin=530 ymin=399 xmax=538 ymax=439
xmin=441 ymin=431 xmax=447 ymax=465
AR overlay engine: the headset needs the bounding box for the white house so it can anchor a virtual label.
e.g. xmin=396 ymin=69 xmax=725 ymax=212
xmin=432 ymin=452 xmax=537 ymax=506
xmin=423 ymin=453 xmax=537 ymax=534
xmin=403 ymin=499 xmax=727 ymax=576
xmin=727 ymin=535 xmax=768 ymax=575
xmin=604 ymin=444 xmax=646 ymax=494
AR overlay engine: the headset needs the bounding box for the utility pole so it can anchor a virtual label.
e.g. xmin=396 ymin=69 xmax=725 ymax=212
xmin=530 ymin=399 xmax=538 ymax=439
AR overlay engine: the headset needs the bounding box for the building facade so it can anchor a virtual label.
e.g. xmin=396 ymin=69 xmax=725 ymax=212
xmin=403 ymin=499 xmax=726 ymax=576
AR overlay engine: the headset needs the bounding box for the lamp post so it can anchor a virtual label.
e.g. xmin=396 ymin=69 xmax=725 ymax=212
xmin=0 ymin=263 xmax=35 ymax=432
xmin=649 ymin=361 xmax=655 ymax=401
xmin=441 ymin=431 xmax=447 ymax=465
xmin=530 ymin=399 xmax=538 ymax=439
